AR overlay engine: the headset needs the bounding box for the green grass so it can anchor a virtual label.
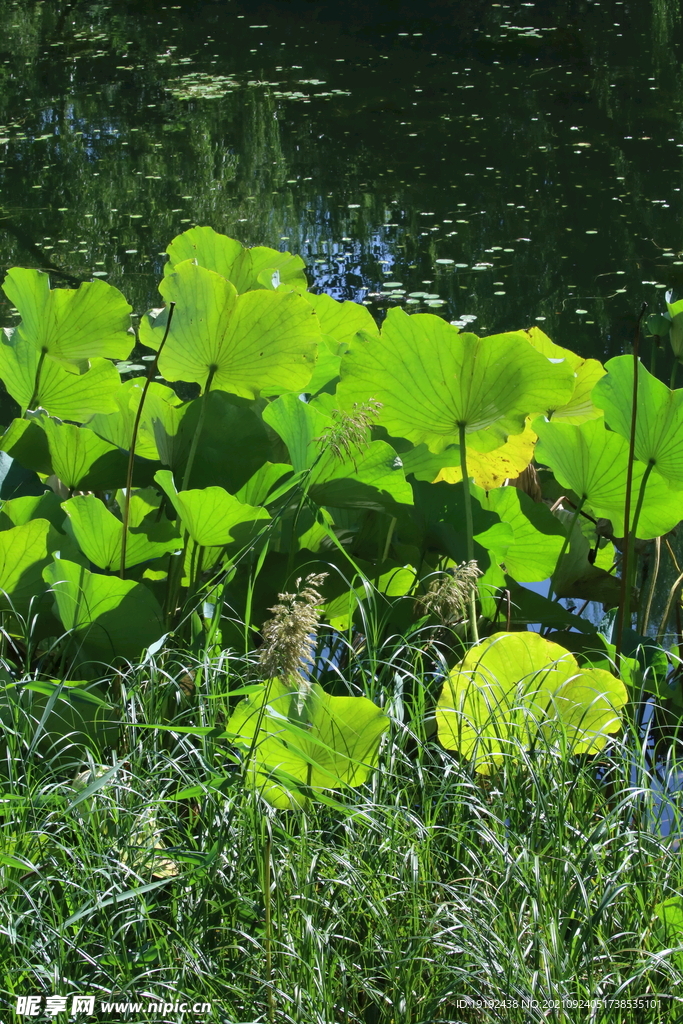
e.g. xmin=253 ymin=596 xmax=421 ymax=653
xmin=1 ymin=636 xmax=683 ymax=1024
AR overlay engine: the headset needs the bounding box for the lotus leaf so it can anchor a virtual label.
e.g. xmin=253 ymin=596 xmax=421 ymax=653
xmin=88 ymin=378 xmax=183 ymax=462
xmin=337 ymin=309 xmax=575 ymax=453
xmin=154 ymin=470 xmax=270 ymax=547
xmin=523 ymin=327 xmax=605 ymax=422
xmin=139 ymin=261 xmax=319 ymax=398
xmin=436 ymin=631 xmax=627 ymax=773
xmin=593 ymin=355 xmax=683 ymax=487
xmin=0 ymin=329 xmax=121 ymax=420
xmin=0 ymin=519 xmax=54 ymax=614
xmin=2 ymin=268 xmax=133 ymax=369
xmin=534 ymin=417 xmax=682 ymax=539
xmin=225 ymin=678 xmax=389 ymax=808
xmin=164 ymin=225 xmax=307 ymax=293
xmin=63 ymin=494 xmax=180 ymax=571
xmin=481 ymin=485 xmax=565 ymax=582
xmin=43 ymin=557 xmax=164 ymax=664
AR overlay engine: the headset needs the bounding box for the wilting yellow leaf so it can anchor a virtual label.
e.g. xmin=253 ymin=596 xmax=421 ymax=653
xmin=435 ymin=422 xmax=537 ymax=490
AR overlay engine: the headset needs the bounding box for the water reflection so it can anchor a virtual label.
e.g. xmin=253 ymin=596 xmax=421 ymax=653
xmin=0 ymin=0 xmax=681 ymax=366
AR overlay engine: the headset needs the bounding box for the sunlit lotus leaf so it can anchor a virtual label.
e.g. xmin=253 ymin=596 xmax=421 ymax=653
xmin=63 ymin=494 xmax=180 ymax=571
xmin=481 ymin=485 xmax=565 ymax=582
xmin=534 ymin=417 xmax=682 ymax=539
xmin=337 ymin=309 xmax=575 ymax=453
xmin=593 ymin=355 xmax=683 ymax=487
xmin=43 ymin=557 xmax=164 ymax=664
xmin=0 ymin=491 xmax=65 ymax=533
xmin=42 ymin=419 xmax=135 ymax=491
xmin=236 ymin=463 xmax=297 ymax=508
xmin=0 ymin=519 xmax=53 ymax=613
xmin=263 ymin=393 xmax=412 ymax=509
xmin=0 ymin=417 xmax=53 ymax=476
xmin=2 ymin=269 xmax=133 ymax=369
xmin=436 ymin=631 xmax=627 ymax=774
xmin=88 ymin=378 xmax=183 ymax=462
xmin=225 ymin=678 xmax=389 ymax=808
xmin=0 ymin=329 xmax=121 ymax=420
xmin=164 ymin=225 xmax=307 ymax=292
xmin=523 ymin=327 xmax=605 ymax=423
xmin=406 ymin=421 xmax=537 ymax=488
xmin=666 ymin=291 xmax=683 ymax=360
xmin=139 ymin=261 xmax=319 ymax=398
xmin=154 ymin=470 xmax=270 ymax=547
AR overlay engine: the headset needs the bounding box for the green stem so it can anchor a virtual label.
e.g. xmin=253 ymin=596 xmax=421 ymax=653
xmin=263 ymin=828 xmax=274 ymax=1024
xmin=614 ymin=305 xmax=646 ymax=662
xmin=621 ymin=460 xmax=655 ymax=641
xmin=458 ymin=423 xmax=479 ymax=643
xmin=639 ymin=536 xmax=660 ymax=636
xmin=181 ymin=366 xmax=216 ymax=492
xmin=547 ymin=497 xmax=585 ymax=606
xmin=26 ymin=349 xmax=47 ymax=413
xmin=120 ymin=301 xmax=176 ymax=578
xmin=670 ymin=360 xmax=679 ymax=390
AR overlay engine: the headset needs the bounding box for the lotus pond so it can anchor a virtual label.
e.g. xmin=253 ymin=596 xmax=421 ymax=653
xmin=0 ymin=1 xmax=683 ymax=1022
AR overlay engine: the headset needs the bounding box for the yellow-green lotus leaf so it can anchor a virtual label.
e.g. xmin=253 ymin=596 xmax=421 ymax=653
xmin=436 ymin=631 xmax=627 ymax=774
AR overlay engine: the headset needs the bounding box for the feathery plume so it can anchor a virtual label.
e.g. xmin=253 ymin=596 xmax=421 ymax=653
xmin=259 ymin=572 xmax=328 ymax=710
xmin=417 ymin=561 xmax=482 ymax=628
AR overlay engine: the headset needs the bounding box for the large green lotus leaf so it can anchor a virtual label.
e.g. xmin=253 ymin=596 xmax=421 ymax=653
xmin=481 ymin=485 xmax=565 ymax=582
xmin=172 ymin=391 xmax=274 ymax=491
xmin=42 ymin=418 xmax=141 ymax=492
xmin=225 ymin=678 xmax=389 ymax=808
xmin=309 ymin=442 xmax=413 ymax=510
xmin=505 ymin=581 xmax=598 ymax=633
xmin=337 ymin=309 xmax=575 ymax=454
xmin=534 ymin=417 xmax=682 ymax=539
xmin=523 ymin=327 xmax=605 ymax=423
xmin=2 ymin=269 xmax=133 ymax=369
xmin=88 ymin=378 xmax=182 ymax=462
xmin=0 ymin=417 xmax=53 ymax=476
xmin=0 ymin=450 xmax=46 ymax=500
xmin=236 ymin=462 xmax=297 ymax=508
xmin=163 ymin=226 xmax=308 ymax=293
xmin=0 ymin=329 xmax=121 ymax=421
xmin=0 ymin=519 xmax=53 ymax=614
xmin=436 ymin=631 xmax=627 ymax=774
xmin=593 ymin=355 xmax=683 ymax=487
xmin=294 ymin=292 xmax=379 ymax=393
xmin=0 ymin=491 xmax=65 ymax=533
xmin=411 ymin=479 xmax=512 ymax=567
xmin=324 ymin=563 xmax=418 ymax=631
xmin=551 ymin=510 xmax=620 ymax=607
xmin=43 ymin=557 xmax=164 ymax=664
xmin=62 ymin=494 xmax=180 ymax=571
xmin=262 ymin=393 xmax=329 ymax=473
xmin=139 ymin=261 xmax=318 ymax=398
xmin=154 ymin=469 xmax=270 ymax=547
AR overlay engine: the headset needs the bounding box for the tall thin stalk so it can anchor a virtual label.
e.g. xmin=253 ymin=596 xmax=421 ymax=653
xmin=458 ymin=423 xmax=479 ymax=643
xmin=119 ymin=301 xmax=176 ymax=578
xmin=26 ymin=349 xmax=47 ymax=413
xmin=614 ymin=303 xmax=647 ymax=662
xmin=181 ymin=365 xmax=216 ymax=491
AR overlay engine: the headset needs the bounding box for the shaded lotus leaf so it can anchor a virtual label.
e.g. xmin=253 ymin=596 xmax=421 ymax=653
xmin=63 ymin=494 xmax=180 ymax=571
xmin=43 ymin=557 xmax=165 ymax=664
xmin=224 ymin=678 xmax=389 ymax=808
xmin=0 ymin=519 xmax=54 ymax=614
xmin=0 ymin=450 xmax=46 ymax=500
xmin=505 ymin=581 xmax=599 ymax=634
xmin=2 ymin=268 xmax=132 ymax=369
xmin=139 ymin=261 xmax=319 ymax=398
xmin=88 ymin=378 xmax=183 ymax=462
xmin=436 ymin=631 xmax=627 ymax=774
xmin=523 ymin=327 xmax=605 ymax=423
xmin=337 ymin=309 xmax=575 ymax=454
xmin=263 ymin=393 xmax=329 ymax=473
xmin=236 ymin=462 xmax=297 ymax=508
xmin=665 ymin=291 xmax=683 ymax=360
xmin=481 ymin=485 xmax=565 ymax=583
xmin=551 ymin=510 xmax=620 ymax=607
xmin=534 ymin=417 xmax=682 ymax=539
xmin=0 ymin=329 xmax=121 ymax=420
xmin=593 ymin=355 xmax=683 ymax=488
xmin=411 ymin=479 xmax=512 ymax=568
xmin=0 ymin=417 xmax=53 ymax=476
xmin=324 ymin=563 xmax=418 ymax=631
xmin=164 ymin=225 xmax=307 ymax=293
xmin=154 ymin=469 xmax=270 ymax=547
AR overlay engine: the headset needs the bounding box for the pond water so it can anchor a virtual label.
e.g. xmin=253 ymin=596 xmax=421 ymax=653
xmin=0 ymin=0 xmax=682 ymax=370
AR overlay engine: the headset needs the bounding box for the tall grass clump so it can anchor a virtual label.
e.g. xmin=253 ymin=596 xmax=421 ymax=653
xmin=1 ymin=625 xmax=682 ymax=1024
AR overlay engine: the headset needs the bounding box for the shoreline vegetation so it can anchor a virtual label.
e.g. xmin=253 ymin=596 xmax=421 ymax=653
xmin=1 ymin=227 xmax=683 ymax=1022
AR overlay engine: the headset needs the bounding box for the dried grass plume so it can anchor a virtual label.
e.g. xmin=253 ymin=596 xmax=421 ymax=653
xmin=259 ymin=572 xmax=328 ymax=708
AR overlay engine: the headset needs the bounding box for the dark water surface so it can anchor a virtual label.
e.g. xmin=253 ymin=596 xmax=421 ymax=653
xmin=0 ymin=0 xmax=682 ymax=364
